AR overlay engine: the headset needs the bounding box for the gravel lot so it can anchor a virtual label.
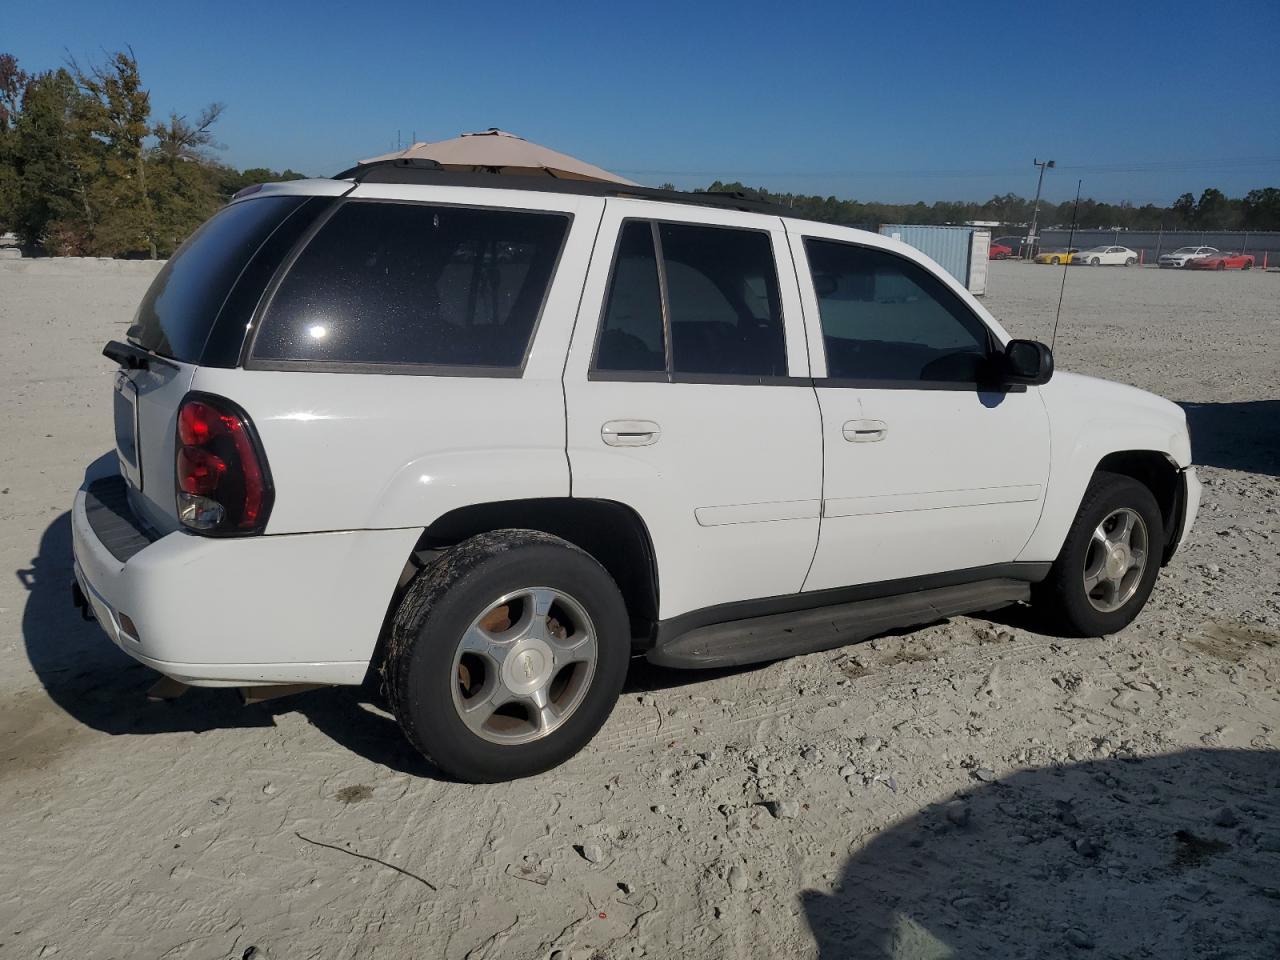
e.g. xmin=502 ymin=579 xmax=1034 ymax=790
xmin=1 ymin=257 xmax=1277 ymax=959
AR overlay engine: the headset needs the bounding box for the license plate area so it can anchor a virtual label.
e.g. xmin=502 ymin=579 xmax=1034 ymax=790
xmin=113 ymin=372 xmax=143 ymax=489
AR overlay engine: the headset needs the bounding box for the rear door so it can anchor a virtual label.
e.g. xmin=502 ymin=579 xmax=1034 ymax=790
xmin=563 ymin=200 xmax=823 ymax=621
xmin=790 ymin=226 xmax=1050 ymax=592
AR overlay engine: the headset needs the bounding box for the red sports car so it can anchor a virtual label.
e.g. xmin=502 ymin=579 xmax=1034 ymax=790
xmin=989 ymin=241 xmax=1013 ymax=260
xmin=1187 ymin=251 xmax=1255 ymax=270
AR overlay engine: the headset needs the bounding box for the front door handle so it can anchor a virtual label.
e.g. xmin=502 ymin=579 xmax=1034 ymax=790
xmin=843 ymin=419 xmax=888 ymax=443
xmin=602 ymin=420 xmax=661 ymax=447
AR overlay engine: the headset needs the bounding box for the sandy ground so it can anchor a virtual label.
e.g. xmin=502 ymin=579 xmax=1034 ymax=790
xmin=1 ymin=257 xmax=1277 ymax=959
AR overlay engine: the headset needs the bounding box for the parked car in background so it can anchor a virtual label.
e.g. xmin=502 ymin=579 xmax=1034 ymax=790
xmin=72 ymin=170 xmax=1201 ymax=782
xmin=1074 ymin=245 xmax=1139 ymax=266
xmin=989 ymin=240 xmax=1013 ymax=260
xmin=1034 ymin=248 xmax=1077 ymax=265
xmin=1158 ymin=246 xmax=1218 ymax=268
xmin=1186 ymin=251 xmax=1254 ymax=271
xmin=994 ymin=235 xmax=1033 ymax=258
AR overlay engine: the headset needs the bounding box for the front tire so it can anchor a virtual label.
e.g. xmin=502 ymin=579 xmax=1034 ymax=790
xmin=385 ymin=530 xmax=630 ymax=782
xmin=1033 ymin=472 xmax=1164 ymax=637
xmin=1125 ymin=257 xmax=1137 ymax=266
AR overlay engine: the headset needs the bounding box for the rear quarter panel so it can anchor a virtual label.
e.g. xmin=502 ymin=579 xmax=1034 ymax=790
xmin=190 ymin=190 xmax=606 ymax=535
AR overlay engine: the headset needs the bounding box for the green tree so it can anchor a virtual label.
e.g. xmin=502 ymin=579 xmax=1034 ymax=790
xmin=0 ymin=53 xmax=30 ymax=232
xmin=1241 ymin=187 xmax=1280 ymax=230
xmin=1191 ymin=188 xmax=1237 ymax=230
xmin=73 ymin=49 xmax=156 ymax=256
xmin=7 ymin=68 xmax=93 ymax=251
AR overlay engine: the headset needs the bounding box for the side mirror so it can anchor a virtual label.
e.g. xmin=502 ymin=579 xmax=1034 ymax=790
xmin=1003 ymin=339 xmax=1054 ymax=385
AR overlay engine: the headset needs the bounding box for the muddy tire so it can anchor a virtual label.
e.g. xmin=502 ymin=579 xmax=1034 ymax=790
xmin=385 ymin=529 xmax=630 ymax=782
xmin=1033 ymin=472 xmax=1164 ymax=637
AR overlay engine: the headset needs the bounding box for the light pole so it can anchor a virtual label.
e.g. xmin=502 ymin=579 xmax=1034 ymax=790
xmin=1025 ymin=158 xmax=1055 ymax=259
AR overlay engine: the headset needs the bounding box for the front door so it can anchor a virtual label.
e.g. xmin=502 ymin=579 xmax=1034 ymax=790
xmin=563 ymin=200 xmax=823 ymax=621
xmin=790 ymin=228 xmax=1051 ymax=593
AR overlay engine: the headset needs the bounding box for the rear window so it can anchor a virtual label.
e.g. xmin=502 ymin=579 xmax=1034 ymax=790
xmin=129 ymin=196 xmax=306 ymax=362
xmin=251 ymin=201 xmax=570 ymax=370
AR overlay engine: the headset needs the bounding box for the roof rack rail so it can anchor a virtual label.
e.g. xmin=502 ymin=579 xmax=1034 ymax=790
xmin=330 ymin=159 xmax=804 ymax=219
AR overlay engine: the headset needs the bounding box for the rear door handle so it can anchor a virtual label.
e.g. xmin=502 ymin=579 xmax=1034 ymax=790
xmin=602 ymin=420 xmax=661 ymax=447
xmin=843 ymin=419 xmax=888 ymax=443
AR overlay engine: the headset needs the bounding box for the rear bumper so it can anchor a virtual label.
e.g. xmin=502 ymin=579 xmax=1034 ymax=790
xmin=72 ymin=474 xmax=421 ymax=687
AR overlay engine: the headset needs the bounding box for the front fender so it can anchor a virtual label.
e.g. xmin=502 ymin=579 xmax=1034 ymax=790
xmin=1017 ymin=372 xmax=1191 ymax=563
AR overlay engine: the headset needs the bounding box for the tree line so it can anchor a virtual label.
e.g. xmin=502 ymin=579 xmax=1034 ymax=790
xmin=0 ymin=50 xmax=303 ymax=257
xmin=698 ymin=182 xmax=1280 ymax=233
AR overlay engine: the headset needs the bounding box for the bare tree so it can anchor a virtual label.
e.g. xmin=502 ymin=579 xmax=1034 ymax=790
xmin=153 ymin=102 xmax=225 ymax=164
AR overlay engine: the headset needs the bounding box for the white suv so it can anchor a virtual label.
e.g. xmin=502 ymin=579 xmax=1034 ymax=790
xmin=72 ymin=164 xmax=1201 ymax=781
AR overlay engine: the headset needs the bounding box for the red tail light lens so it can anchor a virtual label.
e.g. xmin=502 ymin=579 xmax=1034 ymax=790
xmin=175 ymin=394 xmax=273 ymax=534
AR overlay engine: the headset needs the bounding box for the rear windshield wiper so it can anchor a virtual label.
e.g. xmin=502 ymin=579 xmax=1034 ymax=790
xmin=103 ymin=340 xmax=177 ymax=371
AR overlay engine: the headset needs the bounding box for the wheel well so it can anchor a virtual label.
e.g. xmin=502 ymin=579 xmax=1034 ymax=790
xmin=407 ymin=498 xmax=659 ymax=642
xmin=1095 ymin=450 xmax=1182 ymax=556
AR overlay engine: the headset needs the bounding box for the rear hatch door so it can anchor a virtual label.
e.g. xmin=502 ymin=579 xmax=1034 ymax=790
xmin=110 ymin=194 xmax=319 ymax=534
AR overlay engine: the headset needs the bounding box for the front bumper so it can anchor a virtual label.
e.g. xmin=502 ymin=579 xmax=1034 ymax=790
xmin=1174 ymin=465 xmax=1202 ymax=559
xmin=72 ymin=474 xmax=421 ymax=687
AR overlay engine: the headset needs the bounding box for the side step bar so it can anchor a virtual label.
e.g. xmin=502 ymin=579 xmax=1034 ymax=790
xmin=646 ymin=578 xmax=1030 ymax=669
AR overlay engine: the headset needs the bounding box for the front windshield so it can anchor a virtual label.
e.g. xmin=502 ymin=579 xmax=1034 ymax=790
xmin=1171 ymin=247 xmax=1197 ymax=255
xmin=1083 ymin=246 xmax=1109 ymax=253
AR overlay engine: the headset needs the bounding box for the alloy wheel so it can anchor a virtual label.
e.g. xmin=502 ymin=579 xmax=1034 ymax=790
xmin=1082 ymin=508 xmax=1149 ymax=613
xmin=450 ymin=587 xmax=598 ymax=745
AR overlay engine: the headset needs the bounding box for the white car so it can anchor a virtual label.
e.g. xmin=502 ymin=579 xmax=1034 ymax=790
xmin=1075 ymin=245 xmax=1139 ymax=266
xmin=72 ymin=168 xmax=1201 ymax=781
xmin=1159 ymin=246 xmax=1219 ymax=268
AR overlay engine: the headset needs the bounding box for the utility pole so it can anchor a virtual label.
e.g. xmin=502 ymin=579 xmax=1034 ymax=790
xmin=1026 ymin=158 xmax=1055 ymax=259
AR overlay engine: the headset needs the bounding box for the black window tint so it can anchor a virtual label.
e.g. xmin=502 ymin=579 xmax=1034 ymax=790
xmin=129 ymin=196 xmax=305 ymax=362
xmin=659 ymin=223 xmax=786 ymax=377
xmin=595 ymin=222 xmax=665 ymax=372
xmin=805 ymin=239 xmax=992 ymax=383
xmin=253 ymin=202 xmax=569 ymax=368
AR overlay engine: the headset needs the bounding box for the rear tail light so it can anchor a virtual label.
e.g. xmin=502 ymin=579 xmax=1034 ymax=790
xmin=175 ymin=393 xmax=273 ymax=534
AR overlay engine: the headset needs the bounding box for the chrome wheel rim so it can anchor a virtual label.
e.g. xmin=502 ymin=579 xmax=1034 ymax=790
xmin=1083 ymin=508 xmax=1149 ymax=613
xmin=450 ymin=587 xmax=597 ymax=745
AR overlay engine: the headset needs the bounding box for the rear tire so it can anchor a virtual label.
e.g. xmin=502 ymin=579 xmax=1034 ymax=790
xmin=1050 ymin=256 xmax=1061 ymax=265
xmin=385 ymin=530 xmax=630 ymax=782
xmin=1032 ymin=472 xmax=1164 ymax=637
xmin=1125 ymin=257 xmax=1137 ymax=266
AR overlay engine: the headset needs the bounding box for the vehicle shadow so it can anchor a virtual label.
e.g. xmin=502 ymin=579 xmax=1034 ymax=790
xmin=1180 ymin=400 xmax=1280 ymax=477
xmin=802 ymin=747 xmax=1280 ymax=959
xmin=17 ymin=507 xmax=437 ymax=777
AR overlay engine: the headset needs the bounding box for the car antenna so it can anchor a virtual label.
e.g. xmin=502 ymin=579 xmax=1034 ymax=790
xmin=1050 ymin=179 xmax=1083 ymax=351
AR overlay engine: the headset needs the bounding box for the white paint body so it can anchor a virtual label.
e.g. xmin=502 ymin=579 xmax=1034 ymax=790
xmin=72 ymin=179 xmax=1200 ymax=686
xmin=1075 ymin=246 xmax=1139 ymax=266
xmin=1159 ymin=246 xmax=1219 ymax=268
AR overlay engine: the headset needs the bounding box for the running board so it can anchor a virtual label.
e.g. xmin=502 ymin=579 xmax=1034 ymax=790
xmin=646 ymin=578 xmax=1030 ymax=669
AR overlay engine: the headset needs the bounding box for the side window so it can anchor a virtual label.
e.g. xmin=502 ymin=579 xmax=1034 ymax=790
xmin=804 ymin=239 xmax=993 ymax=383
xmin=595 ymin=222 xmax=665 ymax=372
xmin=252 ymin=201 xmax=569 ymax=369
xmin=660 ymin=223 xmax=786 ymax=378
xmin=591 ymin=220 xmax=787 ymax=379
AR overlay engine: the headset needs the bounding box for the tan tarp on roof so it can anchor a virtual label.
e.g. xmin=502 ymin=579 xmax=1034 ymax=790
xmin=361 ymin=129 xmax=636 ymax=185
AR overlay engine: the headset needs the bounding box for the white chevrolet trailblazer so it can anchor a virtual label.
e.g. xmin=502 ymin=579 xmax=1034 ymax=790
xmin=72 ymin=162 xmax=1201 ymax=781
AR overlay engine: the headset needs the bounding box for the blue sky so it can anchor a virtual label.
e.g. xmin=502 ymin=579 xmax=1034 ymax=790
xmin=7 ymin=0 xmax=1278 ymax=204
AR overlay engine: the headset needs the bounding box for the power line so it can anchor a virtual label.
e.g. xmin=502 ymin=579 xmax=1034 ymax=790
xmin=613 ymin=156 xmax=1280 ymax=180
